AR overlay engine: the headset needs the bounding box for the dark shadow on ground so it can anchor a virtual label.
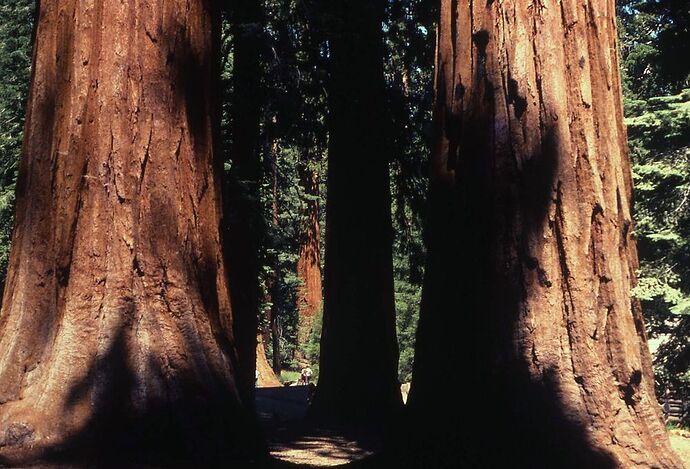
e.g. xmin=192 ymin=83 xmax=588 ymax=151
xmin=256 ymin=386 xmax=387 ymax=468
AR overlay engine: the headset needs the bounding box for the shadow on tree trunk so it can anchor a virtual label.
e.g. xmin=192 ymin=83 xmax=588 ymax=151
xmin=399 ymin=120 xmax=619 ymax=468
xmin=0 ymin=327 xmax=266 ymax=468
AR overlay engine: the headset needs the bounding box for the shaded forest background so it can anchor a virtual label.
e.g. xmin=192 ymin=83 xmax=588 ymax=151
xmin=0 ymin=0 xmax=688 ymax=407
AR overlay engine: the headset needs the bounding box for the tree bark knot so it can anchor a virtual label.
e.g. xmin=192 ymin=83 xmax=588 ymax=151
xmin=0 ymin=423 xmax=35 ymax=448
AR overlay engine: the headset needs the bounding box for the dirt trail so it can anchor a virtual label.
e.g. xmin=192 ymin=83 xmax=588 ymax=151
xmin=256 ymin=387 xmax=383 ymax=467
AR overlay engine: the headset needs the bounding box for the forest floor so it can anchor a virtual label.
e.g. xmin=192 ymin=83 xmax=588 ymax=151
xmin=669 ymin=428 xmax=690 ymax=468
xmin=256 ymin=386 xmax=382 ymax=467
xmin=6 ymin=390 xmax=684 ymax=468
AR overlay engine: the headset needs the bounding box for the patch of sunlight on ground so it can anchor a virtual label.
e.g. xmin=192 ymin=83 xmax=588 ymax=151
xmin=670 ymin=429 xmax=690 ymax=468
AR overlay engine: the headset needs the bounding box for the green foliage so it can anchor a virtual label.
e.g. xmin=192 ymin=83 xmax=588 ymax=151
xmin=259 ymin=146 xmax=322 ymax=366
xmin=618 ymin=0 xmax=690 ymax=407
xmin=384 ymin=0 xmax=434 ymax=383
xmin=0 ymin=0 xmax=32 ymax=293
xmin=394 ymin=277 xmax=420 ymax=383
xmin=618 ymin=0 xmax=690 ymax=98
xmin=221 ymin=0 xmax=328 ymax=370
xmin=626 ymin=87 xmax=690 ymax=399
xmin=280 ymin=369 xmax=301 ymax=383
xmin=301 ymin=307 xmax=322 ymax=381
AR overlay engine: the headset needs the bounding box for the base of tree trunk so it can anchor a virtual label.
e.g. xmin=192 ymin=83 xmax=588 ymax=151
xmin=0 ymin=391 xmax=265 ymax=468
xmin=257 ymin=335 xmax=282 ymax=388
xmin=0 ymin=1 xmax=266 ymax=466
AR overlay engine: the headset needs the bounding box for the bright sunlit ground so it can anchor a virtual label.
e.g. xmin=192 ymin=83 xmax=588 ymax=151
xmin=670 ymin=428 xmax=690 ymax=468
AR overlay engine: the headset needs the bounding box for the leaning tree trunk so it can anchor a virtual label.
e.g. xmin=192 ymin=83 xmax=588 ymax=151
xmin=224 ymin=0 xmax=264 ymax=406
xmin=407 ymin=0 xmax=682 ymax=468
xmin=311 ymin=0 xmax=402 ymax=423
xmin=0 ymin=1 xmax=261 ymax=466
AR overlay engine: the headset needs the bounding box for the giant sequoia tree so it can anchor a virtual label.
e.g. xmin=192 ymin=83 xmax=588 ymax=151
xmin=0 ymin=1 xmax=259 ymax=465
xmin=407 ymin=0 xmax=682 ymax=467
xmin=311 ymin=0 xmax=402 ymax=422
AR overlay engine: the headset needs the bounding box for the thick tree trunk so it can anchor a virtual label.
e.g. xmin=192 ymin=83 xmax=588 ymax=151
xmin=311 ymin=0 xmax=402 ymax=423
xmin=224 ymin=0 xmax=264 ymax=407
xmin=407 ymin=0 xmax=682 ymax=468
xmin=0 ymin=1 xmax=260 ymax=465
xmin=295 ymin=162 xmax=322 ymax=351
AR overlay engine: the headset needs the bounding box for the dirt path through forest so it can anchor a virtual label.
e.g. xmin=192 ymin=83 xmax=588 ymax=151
xmin=256 ymin=386 xmax=383 ymax=467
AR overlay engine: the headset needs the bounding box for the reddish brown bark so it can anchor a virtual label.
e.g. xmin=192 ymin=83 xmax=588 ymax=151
xmin=0 ymin=1 xmax=259 ymax=465
xmin=256 ymin=335 xmax=281 ymax=388
xmin=295 ymin=164 xmax=322 ymax=349
xmin=407 ymin=0 xmax=682 ymax=467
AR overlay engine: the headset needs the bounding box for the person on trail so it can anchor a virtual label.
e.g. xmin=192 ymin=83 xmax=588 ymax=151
xmin=300 ymin=366 xmax=313 ymax=385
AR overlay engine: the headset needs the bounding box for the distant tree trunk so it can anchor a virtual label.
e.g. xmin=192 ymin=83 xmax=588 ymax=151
xmin=269 ymin=310 xmax=281 ymax=374
xmin=295 ymin=9 xmax=326 ymax=361
xmin=224 ymin=0 xmax=264 ymax=405
xmin=256 ymin=334 xmax=281 ymax=387
xmin=0 ymin=1 xmax=260 ymax=465
xmin=407 ymin=0 xmax=682 ymax=468
xmin=311 ymin=0 xmax=402 ymax=423
xmin=268 ymin=140 xmax=282 ymax=374
xmin=295 ymin=160 xmax=322 ymax=352
xmin=257 ymin=134 xmax=283 ymax=376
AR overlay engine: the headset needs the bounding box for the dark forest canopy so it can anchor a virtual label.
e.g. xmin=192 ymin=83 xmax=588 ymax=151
xmin=0 ymin=0 xmax=687 ymax=467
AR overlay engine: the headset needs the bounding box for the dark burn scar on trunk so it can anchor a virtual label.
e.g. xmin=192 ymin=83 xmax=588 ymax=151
xmin=472 ymin=30 xmax=490 ymax=53
xmin=508 ymin=77 xmax=528 ymax=119
xmin=472 ymin=30 xmax=490 ymax=77
xmin=455 ymin=83 xmax=465 ymax=100
xmin=620 ymin=369 xmax=642 ymax=407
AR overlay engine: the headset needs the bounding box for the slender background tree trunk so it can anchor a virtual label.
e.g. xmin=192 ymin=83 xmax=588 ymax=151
xmin=311 ymin=0 xmax=402 ymax=423
xmin=269 ymin=141 xmax=282 ymax=374
xmin=0 ymin=1 xmax=259 ymax=465
xmin=407 ymin=0 xmax=682 ymax=467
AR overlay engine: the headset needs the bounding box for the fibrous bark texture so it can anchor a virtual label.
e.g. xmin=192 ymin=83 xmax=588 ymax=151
xmin=224 ymin=0 xmax=264 ymax=406
xmin=407 ymin=0 xmax=682 ymax=468
xmin=0 ymin=1 xmax=259 ymax=465
xmin=311 ymin=0 xmax=402 ymax=423
xmin=295 ymin=164 xmax=322 ymax=349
